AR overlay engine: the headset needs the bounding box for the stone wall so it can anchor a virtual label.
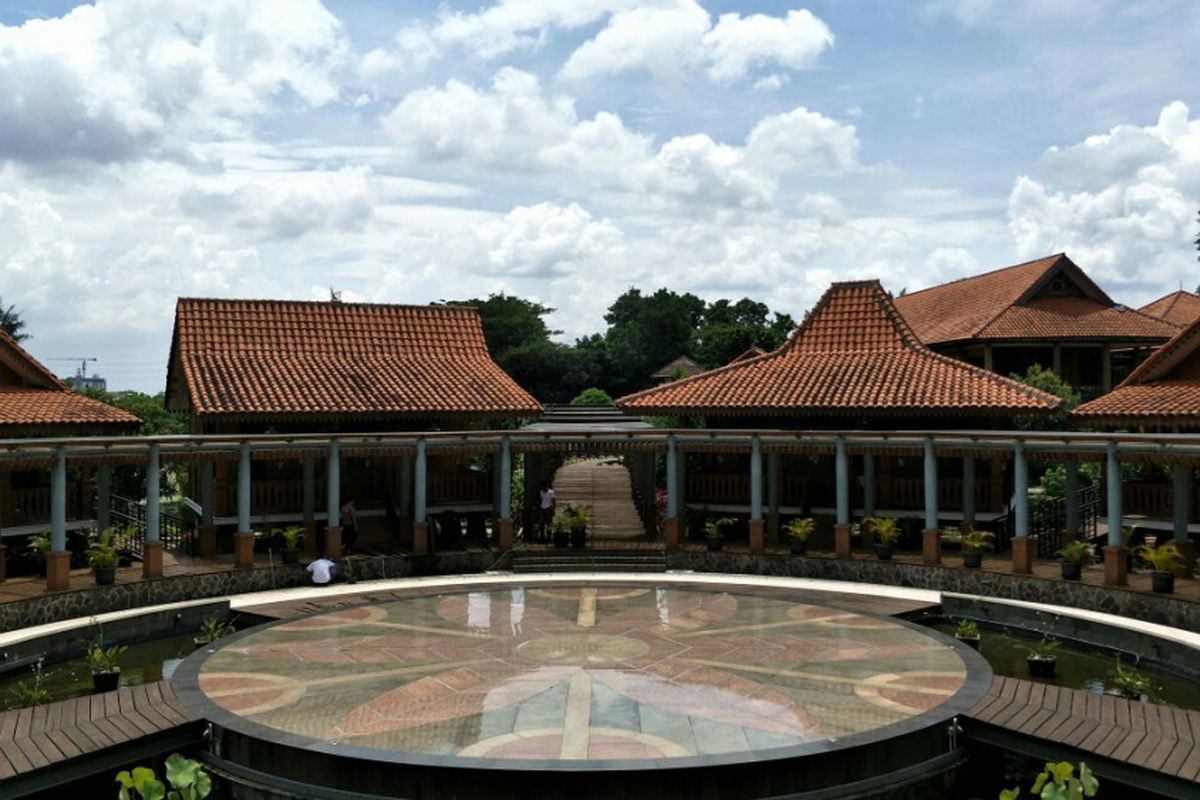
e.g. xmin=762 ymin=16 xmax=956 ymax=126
xmin=668 ymin=551 xmax=1200 ymax=632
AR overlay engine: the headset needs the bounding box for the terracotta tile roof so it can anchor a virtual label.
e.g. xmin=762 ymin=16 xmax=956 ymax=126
xmin=651 ymin=356 xmax=704 ymax=379
xmin=167 ymin=298 xmax=541 ymax=419
xmin=1140 ymin=290 xmax=1200 ymax=327
xmin=1074 ymin=315 xmax=1200 ymax=426
xmin=0 ymin=387 xmax=141 ymax=431
xmin=727 ymin=346 xmax=767 ymax=364
xmin=617 ymin=281 xmax=1061 ymax=418
xmin=893 ymin=253 xmax=1175 ymax=345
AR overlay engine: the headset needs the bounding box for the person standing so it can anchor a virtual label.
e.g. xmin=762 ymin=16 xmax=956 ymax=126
xmin=538 ymin=481 xmax=556 ymax=542
xmin=341 ymin=498 xmax=358 ymax=553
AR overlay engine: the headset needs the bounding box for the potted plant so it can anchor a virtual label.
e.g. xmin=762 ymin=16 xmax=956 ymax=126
xmin=112 ymin=526 xmax=136 ymax=567
xmin=705 ymin=517 xmax=735 ymax=552
xmin=1107 ymin=658 xmax=1156 ymax=702
xmin=88 ymin=528 xmax=119 ymax=585
xmin=1017 ymin=634 xmax=1060 ymax=679
xmin=26 ymin=530 xmax=51 ymax=577
xmin=568 ymin=505 xmax=591 ymax=548
xmin=868 ymin=517 xmax=899 ymax=560
xmin=785 ymin=518 xmax=815 ymax=555
xmin=1136 ymin=540 xmax=1183 ymax=594
xmin=1057 ymin=540 xmax=1092 ymax=580
xmin=960 ymin=529 xmax=994 ymax=568
xmin=86 ymin=639 xmax=127 ymax=692
xmin=551 ymin=512 xmax=570 ymax=548
xmin=194 ymin=616 xmax=237 ymax=649
xmin=954 ymin=618 xmax=981 ymax=650
xmin=276 ymin=525 xmax=304 ymax=564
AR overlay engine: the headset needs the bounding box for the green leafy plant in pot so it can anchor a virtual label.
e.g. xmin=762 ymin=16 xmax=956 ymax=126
xmin=88 ymin=528 xmax=119 ymax=585
xmin=275 ymin=525 xmax=305 ymax=564
xmin=705 ymin=517 xmax=736 ymax=552
xmin=953 ymin=618 xmax=980 ymax=650
xmin=785 ymin=518 xmax=815 ymax=555
xmin=551 ymin=511 xmax=571 ymax=548
xmin=1015 ymin=634 xmax=1060 ymax=679
xmin=194 ymin=616 xmax=237 ymax=649
xmin=1136 ymin=540 xmax=1183 ymax=594
xmin=86 ymin=639 xmax=127 ymax=693
xmin=866 ymin=517 xmax=899 ymax=560
xmin=959 ymin=528 xmax=994 ymax=569
xmin=1056 ymin=540 xmax=1092 ymax=580
xmin=26 ymin=531 xmax=51 ymax=577
xmin=567 ymin=505 xmax=591 ymax=548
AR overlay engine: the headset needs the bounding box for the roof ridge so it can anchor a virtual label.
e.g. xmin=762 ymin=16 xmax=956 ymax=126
xmin=896 ymin=253 xmax=1064 ymax=300
xmin=0 ymin=330 xmax=68 ymax=390
xmin=176 ymin=297 xmax=480 ymax=313
xmin=1119 ymin=314 xmax=1200 ymax=386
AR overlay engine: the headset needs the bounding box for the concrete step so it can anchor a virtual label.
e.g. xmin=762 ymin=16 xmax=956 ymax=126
xmin=512 ymin=549 xmax=667 ymax=573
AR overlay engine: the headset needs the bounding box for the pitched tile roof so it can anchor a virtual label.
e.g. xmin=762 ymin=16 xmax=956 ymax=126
xmin=1074 ymin=315 xmax=1200 ymax=427
xmin=167 ymin=298 xmax=541 ymax=419
xmin=617 ymin=281 xmax=1061 ymax=418
xmin=1140 ymin=290 xmax=1200 ymax=327
xmin=0 ymin=332 xmax=140 ymax=433
xmin=727 ymin=346 xmax=767 ymax=364
xmin=651 ymin=356 xmax=704 ymax=379
xmin=893 ymin=253 xmax=1177 ymax=344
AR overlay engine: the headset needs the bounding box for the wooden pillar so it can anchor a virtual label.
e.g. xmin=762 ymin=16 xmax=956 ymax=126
xmin=1103 ymin=440 xmax=1126 ymax=586
xmin=399 ymin=453 xmax=413 ymax=543
xmin=96 ymin=466 xmax=112 ymax=533
xmin=862 ymin=454 xmax=876 ymax=518
xmin=47 ymin=447 xmax=69 ymax=591
xmin=749 ymin=436 xmax=763 ymax=553
xmin=1052 ymin=344 xmax=1063 ymax=377
xmin=1064 ymin=460 xmax=1080 ymax=543
xmin=983 ymin=345 xmax=994 ymax=372
xmin=766 ymin=452 xmax=780 ymax=545
xmin=922 ymin=436 xmax=940 ymax=565
xmin=143 ymin=444 xmax=163 ymax=578
xmin=1173 ymin=464 xmax=1193 ymax=574
xmin=198 ymin=461 xmax=217 ymax=559
xmin=301 ymin=458 xmax=316 ymax=555
xmin=1101 ymin=345 xmax=1113 ymax=393
xmin=1012 ymin=441 xmax=1033 ymax=574
xmin=412 ymin=438 xmax=428 ymax=554
xmin=962 ymin=457 xmax=976 ymax=529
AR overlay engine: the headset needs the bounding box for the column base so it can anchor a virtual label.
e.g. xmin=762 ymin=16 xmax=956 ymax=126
xmin=412 ymin=522 xmax=429 ymax=555
xmin=0 ymin=544 xmax=7 ymax=583
xmin=198 ymin=526 xmax=218 ymax=559
xmin=142 ymin=540 xmax=163 ymax=579
xmin=1103 ymin=546 xmax=1128 ymax=586
xmin=834 ymin=523 xmax=852 ymax=558
xmin=1012 ymin=537 xmax=1035 ymax=575
xmin=46 ymin=551 xmax=70 ymax=591
xmin=1174 ymin=540 xmax=1195 ymax=577
xmin=234 ymin=531 xmax=255 ymax=569
xmin=497 ymin=519 xmax=514 ymax=550
xmin=664 ymin=517 xmax=681 ymax=549
xmin=922 ymin=528 xmax=942 ymax=566
xmin=324 ymin=526 xmax=343 ymax=559
xmin=748 ymin=519 xmax=765 ymax=554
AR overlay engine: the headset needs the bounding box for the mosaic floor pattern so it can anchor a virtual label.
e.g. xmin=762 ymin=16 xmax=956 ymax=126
xmin=191 ymin=587 xmax=970 ymax=762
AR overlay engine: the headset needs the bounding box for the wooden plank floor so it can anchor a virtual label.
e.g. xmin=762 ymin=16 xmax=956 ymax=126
xmin=0 ymin=680 xmax=199 ymax=785
xmin=968 ymin=675 xmax=1200 ymax=785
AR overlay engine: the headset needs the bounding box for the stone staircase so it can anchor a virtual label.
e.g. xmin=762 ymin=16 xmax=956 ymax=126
xmin=551 ymin=459 xmax=646 ymax=539
xmin=512 ymin=548 xmax=667 ymax=573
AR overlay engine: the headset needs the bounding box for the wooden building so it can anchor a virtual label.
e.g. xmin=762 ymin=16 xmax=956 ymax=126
xmin=617 ymin=280 xmax=1060 ymax=538
xmin=650 ymin=356 xmax=704 ymax=383
xmin=1140 ymin=290 xmax=1200 ymax=327
xmin=893 ymin=254 xmax=1178 ymax=398
xmin=165 ymin=298 xmax=541 ymax=553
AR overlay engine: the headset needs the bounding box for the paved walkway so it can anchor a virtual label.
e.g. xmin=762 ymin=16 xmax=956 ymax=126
xmin=552 ymin=459 xmax=645 ymax=540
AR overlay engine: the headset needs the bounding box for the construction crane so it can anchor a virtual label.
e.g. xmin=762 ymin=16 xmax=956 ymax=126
xmin=47 ymin=357 xmax=99 ymax=381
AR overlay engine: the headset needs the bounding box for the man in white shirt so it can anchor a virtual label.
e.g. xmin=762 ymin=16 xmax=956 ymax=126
xmin=538 ymin=481 xmax=555 ymax=541
xmin=306 ymin=557 xmax=337 ymax=585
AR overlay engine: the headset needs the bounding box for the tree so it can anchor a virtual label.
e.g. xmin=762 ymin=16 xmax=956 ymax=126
xmin=79 ymin=388 xmax=184 ymax=437
xmin=0 ymin=298 xmax=29 ymax=342
xmin=570 ymin=387 xmax=613 ymax=405
xmin=1010 ymin=364 xmax=1081 ymax=431
xmin=603 ymin=288 xmax=705 ymax=396
xmin=445 ymin=294 xmax=556 ymax=359
xmin=691 ymin=298 xmax=793 ymax=368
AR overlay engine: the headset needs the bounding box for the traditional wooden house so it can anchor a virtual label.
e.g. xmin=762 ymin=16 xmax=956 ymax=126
xmin=650 ymin=355 xmax=703 ymax=383
xmin=0 ymin=332 xmax=139 ymax=562
xmin=894 ymin=254 xmax=1178 ymax=398
xmin=618 ymin=281 xmax=1060 ymax=536
xmin=726 ymin=346 xmax=767 ymax=364
xmin=1140 ymin=290 xmax=1200 ymax=327
xmin=165 ymin=298 xmax=541 ymax=552
xmin=1074 ymin=316 xmax=1200 ymax=536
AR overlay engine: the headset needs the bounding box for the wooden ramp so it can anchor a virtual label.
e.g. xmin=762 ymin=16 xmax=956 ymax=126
xmin=967 ymin=675 xmax=1200 ymax=798
xmin=0 ymin=681 xmax=202 ymax=798
xmin=552 ymin=459 xmax=646 ymax=540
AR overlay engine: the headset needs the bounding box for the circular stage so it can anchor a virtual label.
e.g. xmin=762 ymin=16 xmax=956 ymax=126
xmin=175 ymin=583 xmax=991 ymax=798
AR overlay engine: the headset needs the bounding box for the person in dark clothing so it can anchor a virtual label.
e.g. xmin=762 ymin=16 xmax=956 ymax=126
xmin=341 ymin=498 xmax=358 ymax=553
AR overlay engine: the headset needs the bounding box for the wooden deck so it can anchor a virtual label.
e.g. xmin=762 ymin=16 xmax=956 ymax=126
xmin=0 ymin=680 xmax=202 ymax=797
xmin=967 ymin=675 xmax=1200 ymax=796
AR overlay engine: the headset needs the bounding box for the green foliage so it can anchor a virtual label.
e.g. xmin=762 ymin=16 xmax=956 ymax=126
xmin=704 ymin=517 xmax=737 ymax=540
xmin=954 ymin=619 xmax=980 ymax=639
xmin=87 ymin=527 xmax=119 ymax=568
xmin=8 ymin=659 xmax=50 ymax=707
xmin=1057 ymin=540 xmax=1093 ymax=563
xmin=77 ymin=388 xmax=182 ymax=436
xmin=1000 ymin=761 xmax=1098 ymax=799
xmin=86 ymin=640 xmax=127 ymax=673
xmin=117 ymin=753 xmax=212 ymax=800
xmin=564 ymin=505 xmax=591 ymax=528
xmin=689 ymin=298 xmax=793 ymax=369
xmin=1036 ymin=463 xmax=1100 ymax=498
xmin=785 ymin=518 xmax=815 ymax=542
xmin=1009 ymin=364 xmax=1082 ymax=430
xmin=570 ymin=387 xmax=614 ymax=406
xmin=196 ymin=617 xmax=236 ymax=644
xmin=865 ymin=517 xmax=900 ymax=544
xmin=1013 ymin=634 xmax=1060 ymax=659
xmin=1109 ymin=657 xmax=1157 ymax=701
xmin=1136 ymin=540 xmax=1183 ymax=572
xmin=275 ymin=525 xmax=305 ymax=550
xmin=25 ymin=530 xmax=51 ymax=561
xmin=0 ymin=298 xmax=29 ymax=342
xmin=961 ymin=529 xmax=995 ymax=552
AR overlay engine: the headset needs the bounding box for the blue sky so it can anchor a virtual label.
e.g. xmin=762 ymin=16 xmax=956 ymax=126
xmin=1 ymin=0 xmax=1198 ymax=391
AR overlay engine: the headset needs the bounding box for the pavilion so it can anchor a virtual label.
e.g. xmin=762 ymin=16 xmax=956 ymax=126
xmin=1140 ymin=289 xmax=1200 ymax=327
xmin=893 ymin=253 xmax=1178 ymax=397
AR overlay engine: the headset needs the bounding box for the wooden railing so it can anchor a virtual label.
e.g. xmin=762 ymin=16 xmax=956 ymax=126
xmin=428 ymin=473 xmax=490 ymax=505
xmin=8 ymin=487 xmax=82 ymax=525
xmin=1123 ymin=482 xmax=1171 ymax=517
xmin=687 ymin=473 xmax=994 ymax=512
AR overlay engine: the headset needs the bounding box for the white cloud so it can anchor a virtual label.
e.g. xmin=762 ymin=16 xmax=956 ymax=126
xmin=478 ymin=202 xmax=624 ymax=277
xmin=1008 ymin=101 xmax=1200 ymax=296
xmin=753 ymin=74 xmax=789 ymax=92
xmin=560 ymin=2 xmax=832 ymax=84
xmin=0 ymin=0 xmax=347 ymax=164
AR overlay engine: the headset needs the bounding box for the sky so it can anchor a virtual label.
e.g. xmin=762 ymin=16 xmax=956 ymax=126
xmin=1 ymin=0 xmax=1199 ymax=392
